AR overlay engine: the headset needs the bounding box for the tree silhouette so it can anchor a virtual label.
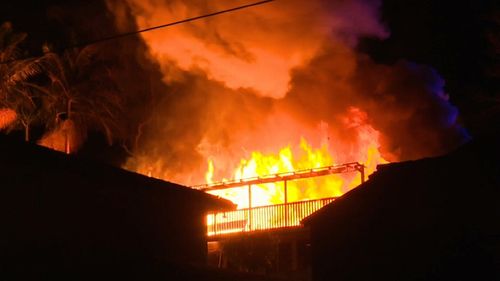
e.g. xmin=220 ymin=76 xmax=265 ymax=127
xmin=39 ymin=45 xmax=124 ymax=153
xmin=0 ymin=22 xmax=47 ymax=141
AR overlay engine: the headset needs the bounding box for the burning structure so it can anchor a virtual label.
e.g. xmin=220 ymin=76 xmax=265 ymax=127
xmin=102 ymin=1 xmax=470 ymax=276
xmin=112 ymin=0 xmax=467 ymax=186
xmin=0 ymin=1 xmax=468 ymax=191
xmin=2 ymin=0 xmax=490 ymax=279
xmin=199 ymin=162 xmax=366 ymax=277
xmin=200 ymin=162 xmax=365 ymax=236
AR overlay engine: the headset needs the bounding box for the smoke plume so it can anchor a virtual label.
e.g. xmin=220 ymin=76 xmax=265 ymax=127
xmin=106 ymin=0 xmax=468 ymax=185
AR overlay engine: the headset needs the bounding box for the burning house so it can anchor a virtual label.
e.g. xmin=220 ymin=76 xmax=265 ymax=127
xmin=115 ymin=0 xmax=467 ymax=188
xmin=102 ymin=0 xmax=470 ymax=278
xmin=1 ymin=0 xmax=493 ymax=279
xmin=197 ymin=132 xmax=499 ymax=280
xmin=194 ymin=162 xmax=365 ymax=278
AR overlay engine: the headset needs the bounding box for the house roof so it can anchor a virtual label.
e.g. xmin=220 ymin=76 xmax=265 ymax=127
xmin=0 ymin=134 xmax=235 ymax=212
xmin=302 ymin=130 xmax=500 ymax=226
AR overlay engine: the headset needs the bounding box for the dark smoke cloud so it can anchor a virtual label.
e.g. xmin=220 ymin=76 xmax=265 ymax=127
xmin=2 ymin=1 xmax=471 ymax=180
xmin=124 ymin=69 xmax=276 ymax=183
xmin=101 ymin=0 xmax=469 ymax=184
xmin=353 ymin=59 xmax=468 ymax=160
xmin=283 ymin=43 xmax=468 ymax=162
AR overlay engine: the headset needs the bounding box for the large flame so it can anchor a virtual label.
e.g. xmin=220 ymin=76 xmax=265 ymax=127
xmin=205 ymin=108 xmax=387 ymax=209
xmin=202 ymin=112 xmax=387 ymax=235
xmin=104 ymin=0 xmax=469 ymax=236
xmin=111 ymin=0 xmax=467 ymax=206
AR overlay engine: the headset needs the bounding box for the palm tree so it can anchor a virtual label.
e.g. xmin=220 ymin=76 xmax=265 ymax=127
xmin=0 ymin=22 xmax=47 ymax=141
xmin=40 ymin=45 xmax=124 ymax=153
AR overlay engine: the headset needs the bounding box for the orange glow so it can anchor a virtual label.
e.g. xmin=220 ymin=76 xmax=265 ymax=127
xmin=0 ymin=108 xmax=16 ymax=129
xmin=111 ymin=1 xmax=466 ymax=235
xmin=112 ymin=0 xmax=387 ymax=98
xmin=203 ymin=125 xmax=387 ymax=235
xmin=206 ymin=134 xmax=387 ymax=210
xmin=202 ymin=107 xmax=387 ymax=235
xmin=206 ymin=198 xmax=336 ymax=235
xmin=38 ymin=120 xmax=78 ymax=154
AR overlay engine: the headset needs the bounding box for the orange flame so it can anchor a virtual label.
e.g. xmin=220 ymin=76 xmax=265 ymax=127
xmin=204 ymin=118 xmax=388 ymax=235
xmin=206 ymin=127 xmax=387 ymax=209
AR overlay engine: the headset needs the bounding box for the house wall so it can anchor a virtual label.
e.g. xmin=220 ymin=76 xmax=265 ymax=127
xmin=309 ymin=202 xmax=497 ymax=281
xmin=1 ymin=152 xmax=209 ymax=277
xmin=306 ymin=148 xmax=500 ymax=281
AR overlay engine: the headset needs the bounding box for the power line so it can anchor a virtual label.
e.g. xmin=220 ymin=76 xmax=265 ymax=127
xmin=1 ymin=0 xmax=276 ymax=64
xmin=70 ymin=0 xmax=276 ymax=49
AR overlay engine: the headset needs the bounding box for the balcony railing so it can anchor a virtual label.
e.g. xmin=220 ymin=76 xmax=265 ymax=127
xmin=199 ymin=163 xmax=366 ymax=237
xmin=207 ymin=197 xmax=337 ymax=236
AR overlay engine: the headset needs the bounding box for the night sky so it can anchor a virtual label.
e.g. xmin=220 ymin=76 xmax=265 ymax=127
xmin=1 ymin=0 xmax=499 ymax=166
xmin=362 ymin=0 xmax=499 ymax=135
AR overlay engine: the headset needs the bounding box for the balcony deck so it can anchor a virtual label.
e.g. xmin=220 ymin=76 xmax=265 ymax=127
xmin=199 ymin=163 xmax=365 ymax=238
xmin=207 ymin=197 xmax=337 ymax=237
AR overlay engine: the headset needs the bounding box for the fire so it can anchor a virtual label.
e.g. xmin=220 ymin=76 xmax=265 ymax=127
xmin=206 ymin=133 xmax=387 ymax=210
xmin=109 ymin=0 xmax=468 ymax=235
xmin=203 ymin=121 xmax=388 ymax=235
xmin=115 ymin=0 xmax=467 ymax=200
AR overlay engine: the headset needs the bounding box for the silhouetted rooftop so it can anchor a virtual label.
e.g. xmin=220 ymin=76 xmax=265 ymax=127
xmin=0 ymin=134 xmax=235 ymax=211
xmin=302 ymin=131 xmax=500 ymax=280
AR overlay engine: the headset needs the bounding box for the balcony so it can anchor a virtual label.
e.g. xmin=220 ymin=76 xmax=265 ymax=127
xmin=207 ymin=197 xmax=337 ymax=237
